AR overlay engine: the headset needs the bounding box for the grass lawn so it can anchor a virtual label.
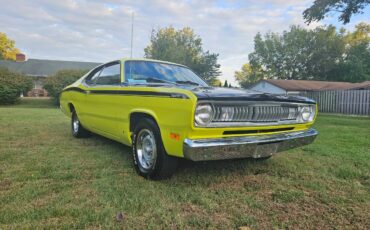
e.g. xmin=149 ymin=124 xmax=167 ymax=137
xmin=0 ymin=98 xmax=369 ymax=229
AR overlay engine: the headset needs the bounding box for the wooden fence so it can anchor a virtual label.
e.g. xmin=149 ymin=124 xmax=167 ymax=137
xmin=300 ymin=90 xmax=370 ymax=116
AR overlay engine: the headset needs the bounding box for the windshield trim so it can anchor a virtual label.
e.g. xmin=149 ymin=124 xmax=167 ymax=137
xmin=123 ymin=60 xmax=208 ymax=87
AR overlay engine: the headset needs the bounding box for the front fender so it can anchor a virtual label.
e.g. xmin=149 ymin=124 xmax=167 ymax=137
xmin=127 ymin=98 xmax=194 ymax=157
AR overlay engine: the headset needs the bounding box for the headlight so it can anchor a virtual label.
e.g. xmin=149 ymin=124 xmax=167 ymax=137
xmin=194 ymin=104 xmax=213 ymax=126
xmin=298 ymin=105 xmax=316 ymax=122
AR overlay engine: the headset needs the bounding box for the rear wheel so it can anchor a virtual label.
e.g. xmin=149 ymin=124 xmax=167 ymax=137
xmin=71 ymin=111 xmax=90 ymax=138
xmin=132 ymin=118 xmax=178 ymax=180
xmin=254 ymin=156 xmax=271 ymax=161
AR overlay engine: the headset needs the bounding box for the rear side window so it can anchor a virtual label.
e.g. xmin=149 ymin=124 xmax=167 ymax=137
xmin=95 ymin=63 xmax=121 ymax=85
xmin=85 ymin=67 xmax=103 ymax=85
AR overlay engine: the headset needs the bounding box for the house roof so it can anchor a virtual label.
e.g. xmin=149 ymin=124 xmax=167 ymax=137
xmin=0 ymin=58 xmax=101 ymax=77
xmin=347 ymin=81 xmax=370 ymax=90
xmin=262 ymin=79 xmax=367 ymax=91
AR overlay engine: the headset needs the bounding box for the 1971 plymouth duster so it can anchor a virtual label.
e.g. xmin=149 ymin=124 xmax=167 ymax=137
xmin=60 ymin=58 xmax=318 ymax=179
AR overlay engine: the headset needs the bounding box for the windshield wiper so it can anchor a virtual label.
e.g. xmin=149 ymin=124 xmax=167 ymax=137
xmin=175 ymin=80 xmax=199 ymax=86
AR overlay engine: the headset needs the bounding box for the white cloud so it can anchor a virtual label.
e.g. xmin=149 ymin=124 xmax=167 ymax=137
xmin=0 ymin=0 xmax=365 ymax=85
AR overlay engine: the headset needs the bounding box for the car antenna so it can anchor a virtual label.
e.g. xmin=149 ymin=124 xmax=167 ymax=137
xmin=129 ymin=11 xmax=134 ymax=81
xmin=130 ymin=12 xmax=134 ymax=59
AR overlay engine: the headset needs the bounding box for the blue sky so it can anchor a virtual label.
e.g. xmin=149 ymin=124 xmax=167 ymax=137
xmin=0 ymin=0 xmax=368 ymax=85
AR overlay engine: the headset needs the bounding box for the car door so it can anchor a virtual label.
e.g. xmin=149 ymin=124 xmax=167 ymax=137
xmin=83 ymin=61 xmax=123 ymax=139
xmin=76 ymin=65 xmax=104 ymax=130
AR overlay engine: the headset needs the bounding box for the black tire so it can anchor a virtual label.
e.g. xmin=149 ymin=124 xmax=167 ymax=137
xmin=71 ymin=110 xmax=90 ymax=138
xmin=132 ymin=117 xmax=178 ymax=180
xmin=254 ymin=156 xmax=271 ymax=161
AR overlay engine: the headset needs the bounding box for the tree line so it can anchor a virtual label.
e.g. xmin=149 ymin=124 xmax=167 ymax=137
xmin=235 ymin=23 xmax=370 ymax=87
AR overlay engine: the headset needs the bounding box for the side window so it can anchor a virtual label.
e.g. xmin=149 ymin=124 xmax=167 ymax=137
xmin=85 ymin=67 xmax=103 ymax=85
xmin=95 ymin=63 xmax=121 ymax=85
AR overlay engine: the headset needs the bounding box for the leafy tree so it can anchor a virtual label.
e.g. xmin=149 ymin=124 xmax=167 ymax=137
xmin=44 ymin=69 xmax=88 ymax=105
xmin=240 ymin=23 xmax=370 ymax=85
xmin=338 ymin=23 xmax=370 ymax=82
xmin=303 ymin=0 xmax=370 ymax=24
xmin=212 ymin=79 xmax=222 ymax=87
xmin=0 ymin=68 xmax=32 ymax=105
xmin=343 ymin=22 xmax=370 ymax=45
xmin=337 ymin=42 xmax=370 ymax=82
xmin=223 ymin=80 xmax=228 ymax=87
xmin=144 ymin=27 xmax=221 ymax=84
xmin=234 ymin=63 xmax=263 ymax=88
xmin=0 ymin=32 xmax=20 ymax=60
xmin=248 ymin=25 xmax=346 ymax=81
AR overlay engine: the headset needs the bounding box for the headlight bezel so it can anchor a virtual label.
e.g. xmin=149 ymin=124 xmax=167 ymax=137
xmin=194 ymin=103 xmax=214 ymax=126
xmin=297 ymin=105 xmax=316 ymax=123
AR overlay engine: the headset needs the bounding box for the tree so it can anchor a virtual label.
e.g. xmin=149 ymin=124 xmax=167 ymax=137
xmin=240 ymin=23 xmax=370 ymax=85
xmin=211 ymin=79 xmax=222 ymax=87
xmin=338 ymin=23 xmax=370 ymax=82
xmin=337 ymin=42 xmax=370 ymax=82
xmin=343 ymin=22 xmax=370 ymax=45
xmin=0 ymin=68 xmax=32 ymax=105
xmin=144 ymin=27 xmax=221 ymax=84
xmin=44 ymin=69 xmax=88 ymax=105
xmin=303 ymin=0 xmax=370 ymax=24
xmin=234 ymin=63 xmax=263 ymax=88
xmin=248 ymin=25 xmax=346 ymax=81
xmin=223 ymin=80 xmax=228 ymax=87
xmin=0 ymin=32 xmax=20 ymax=60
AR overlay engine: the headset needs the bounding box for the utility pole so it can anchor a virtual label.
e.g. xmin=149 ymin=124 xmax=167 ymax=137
xmin=130 ymin=12 xmax=134 ymax=58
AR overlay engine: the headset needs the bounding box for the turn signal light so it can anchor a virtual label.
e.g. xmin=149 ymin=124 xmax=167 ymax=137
xmin=170 ymin=133 xmax=180 ymax=141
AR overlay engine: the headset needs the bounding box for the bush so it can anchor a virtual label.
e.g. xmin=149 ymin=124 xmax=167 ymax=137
xmin=0 ymin=68 xmax=32 ymax=105
xmin=44 ymin=69 xmax=88 ymax=105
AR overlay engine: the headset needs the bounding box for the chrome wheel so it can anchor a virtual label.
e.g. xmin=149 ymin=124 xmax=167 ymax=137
xmin=73 ymin=116 xmax=79 ymax=133
xmin=136 ymin=129 xmax=157 ymax=170
xmin=71 ymin=110 xmax=90 ymax=138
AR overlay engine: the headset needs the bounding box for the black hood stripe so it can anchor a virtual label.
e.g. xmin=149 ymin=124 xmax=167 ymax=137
xmin=191 ymin=87 xmax=316 ymax=104
xmin=196 ymin=96 xmax=316 ymax=104
xmin=62 ymin=87 xmax=189 ymax=99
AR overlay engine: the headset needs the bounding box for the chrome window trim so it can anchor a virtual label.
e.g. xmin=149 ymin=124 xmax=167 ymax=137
xmin=83 ymin=61 xmax=121 ymax=87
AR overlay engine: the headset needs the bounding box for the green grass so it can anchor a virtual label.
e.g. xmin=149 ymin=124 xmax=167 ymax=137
xmin=0 ymin=99 xmax=369 ymax=229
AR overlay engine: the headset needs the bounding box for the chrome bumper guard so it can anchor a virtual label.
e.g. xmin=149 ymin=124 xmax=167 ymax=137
xmin=183 ymin=128 xmax=318 ymax=161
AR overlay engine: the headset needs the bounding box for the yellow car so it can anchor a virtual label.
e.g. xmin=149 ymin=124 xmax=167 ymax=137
xmin=60 ymin=58 xmax=318 ymax=179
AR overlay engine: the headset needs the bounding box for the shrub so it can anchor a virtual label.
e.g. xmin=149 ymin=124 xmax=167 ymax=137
xmin=0 ymin=68 xmax=32 ymax=105
xmin=44 ymin=69 xmax=88 ymax=105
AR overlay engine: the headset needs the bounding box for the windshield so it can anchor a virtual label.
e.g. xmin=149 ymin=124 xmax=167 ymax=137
xmin=124 ymin=60 xmax=208 ymax=86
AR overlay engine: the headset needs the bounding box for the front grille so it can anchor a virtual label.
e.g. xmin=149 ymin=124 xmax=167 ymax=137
xmin=223 ymin=127 xmax=294 ymax=135
xmin=212 ymin=104 xmax=299 ymax=123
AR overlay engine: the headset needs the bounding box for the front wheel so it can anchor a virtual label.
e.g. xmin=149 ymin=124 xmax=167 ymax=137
xmin=254 ymin=156 xmax=271 ymax=161
xmin=132 ymin=118 xmax=178 ymax=180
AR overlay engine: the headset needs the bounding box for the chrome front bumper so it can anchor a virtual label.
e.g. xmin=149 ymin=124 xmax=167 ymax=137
xmin=183 ymin=128 xmax=318 ymax=161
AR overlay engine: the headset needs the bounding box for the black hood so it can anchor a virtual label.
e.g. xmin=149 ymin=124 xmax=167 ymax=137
xmin=189 ymin=87 xmax=316 ymax=104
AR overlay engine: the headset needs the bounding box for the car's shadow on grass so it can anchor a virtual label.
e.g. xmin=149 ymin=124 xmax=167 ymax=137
xmin=175 ymin=158 xmax=271 ymax=179
xmin=87 ymin=133 xmax=271 ymax=182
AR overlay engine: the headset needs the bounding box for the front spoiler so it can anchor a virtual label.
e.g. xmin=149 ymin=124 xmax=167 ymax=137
xmin=183 ymin=128 xmax=318 ymax=161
